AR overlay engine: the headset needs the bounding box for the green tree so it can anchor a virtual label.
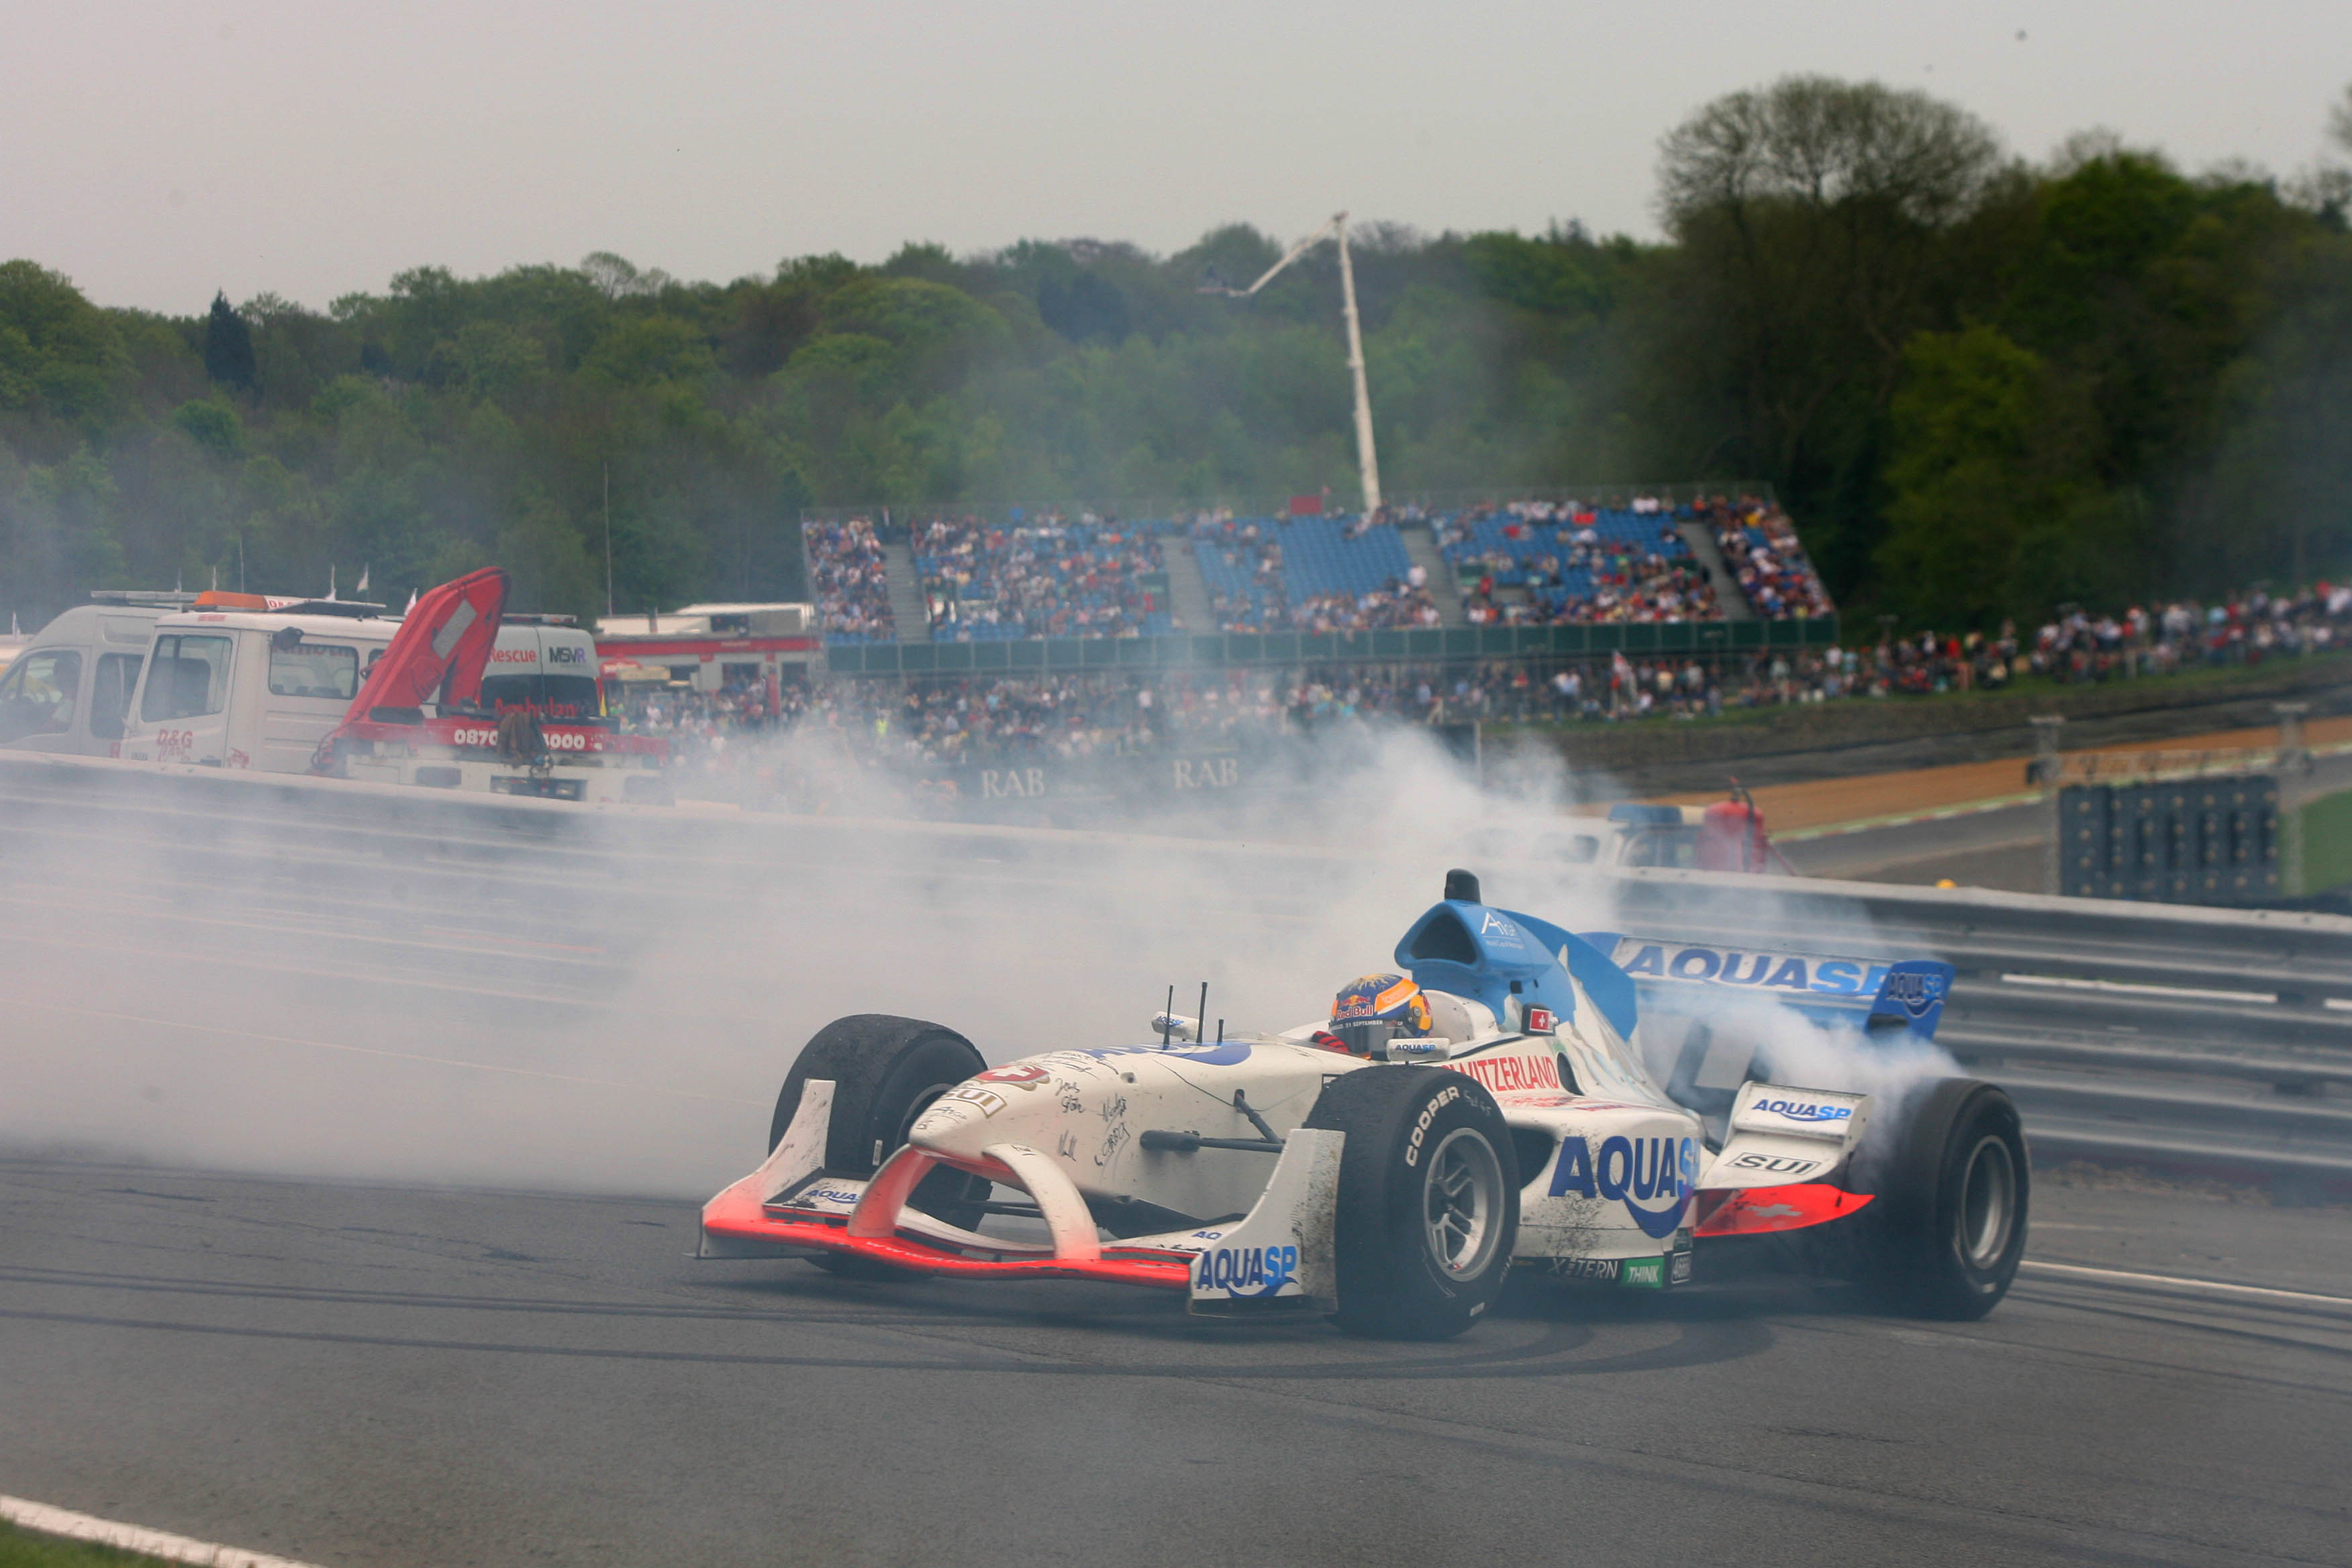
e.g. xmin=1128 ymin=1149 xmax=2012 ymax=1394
xmin=1642 ymin=76 xmax=2006 ymax=595
xmin=0 ymin=260 xmax=131 ymax=426
xmin=1876 ymin=326 xmax=2134 ymax=626
xmin=203 ymin=291 xmax=256 ymax=390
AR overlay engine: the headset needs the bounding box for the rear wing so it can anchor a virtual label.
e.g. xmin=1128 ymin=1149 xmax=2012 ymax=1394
xmin=1576 ymin=932 xmax=1951 ymax=1042
xmin=1577 ymin=931 xmax=1954 ymax=1127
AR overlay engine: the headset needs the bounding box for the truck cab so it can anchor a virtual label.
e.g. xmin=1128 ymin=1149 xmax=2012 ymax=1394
xmin=115 ymin=597 xmax=399 ymax=771
xmin=481 ymin=616 xmax=605 ymax=720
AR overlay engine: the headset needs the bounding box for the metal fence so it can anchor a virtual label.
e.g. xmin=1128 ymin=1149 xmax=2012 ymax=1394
xmin=1607 ymin=870 xmax=2352 ymax=1193
xmin=798 ymin=481 xmax=1785 ymax=531
xmin=825 ymin=616 xmax=1842 ymax=675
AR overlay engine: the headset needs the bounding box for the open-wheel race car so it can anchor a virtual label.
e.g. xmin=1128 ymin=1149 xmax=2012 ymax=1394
xmin=700 ymin=871 xmax=2028 ymax=1338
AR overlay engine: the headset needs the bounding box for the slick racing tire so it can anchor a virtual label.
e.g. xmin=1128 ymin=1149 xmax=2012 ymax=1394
xmin=773 ymin=1014 xmax=993 ymax=1242
xmin=1861 ymin=1077 xmax=2029 ymax=1320
xmin=1304 ymin=1067 xmax=1520 ymax=1340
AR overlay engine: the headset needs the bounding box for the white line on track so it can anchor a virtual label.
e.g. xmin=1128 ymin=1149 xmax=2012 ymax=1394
xmin=1999 ymin=972 xmax=2283 ymax=1005
xmin=1 ymin=1494 xmax=324 ymax=1567
xmin=2020 ymin=1259 xmax=2352 ymax=1313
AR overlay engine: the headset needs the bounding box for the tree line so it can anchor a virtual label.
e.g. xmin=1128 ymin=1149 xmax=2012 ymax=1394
xmin=3 ymin=75 xmax=2349 ymax=632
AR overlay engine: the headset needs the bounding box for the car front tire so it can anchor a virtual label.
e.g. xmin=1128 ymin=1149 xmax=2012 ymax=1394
xmin=1305 ymin=1067 xmax=1520 ymax=1340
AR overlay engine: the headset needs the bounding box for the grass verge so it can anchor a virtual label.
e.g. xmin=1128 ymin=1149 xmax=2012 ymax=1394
xmin=0 ymin=1522 xmax=174 ymax=1568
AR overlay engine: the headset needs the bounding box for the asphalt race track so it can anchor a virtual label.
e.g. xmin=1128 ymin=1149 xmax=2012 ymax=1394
xmin=5 ymin=779 xmax=2349 ymax=1565
xmin=3 ymin=1161 xmax=2347 ymax=1568
xmin=1780 ymin=798 xmax=2047 ymax=889
xmin=1776 ymin=747 xmax=2352 ymax=891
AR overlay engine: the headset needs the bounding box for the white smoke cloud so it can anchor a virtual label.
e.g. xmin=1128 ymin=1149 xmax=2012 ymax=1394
xmin=0 ymin=722 xmax=1956 ymax=1199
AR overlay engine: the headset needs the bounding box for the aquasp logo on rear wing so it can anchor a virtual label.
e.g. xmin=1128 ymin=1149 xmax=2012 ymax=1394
xmin=1608 ymin=939 xmax=1890 ymax=998
xmin=1881 ymin=966 xmax=1948 ymax=1017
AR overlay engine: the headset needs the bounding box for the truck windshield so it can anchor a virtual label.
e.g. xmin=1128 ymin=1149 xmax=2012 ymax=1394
xmin=268 ymin=642 xmax=359 ymax=699
xmin=0 ymin=649 xmax=81 ymax=741
xmin=140 ymin=634 xmax=232 ymax=722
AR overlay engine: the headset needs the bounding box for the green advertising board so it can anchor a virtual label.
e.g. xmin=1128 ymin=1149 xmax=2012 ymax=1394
xmin=824 ymin=616 xmax=1838 ymax=677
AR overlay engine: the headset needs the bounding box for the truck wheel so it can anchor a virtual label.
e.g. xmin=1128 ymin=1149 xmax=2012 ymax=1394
xmin=772 ymin=1014 xmax=992 ymax=1235
xmin=1304 ymin=1067 xmax=1518 ymax=1340
xmin=1861 ymin=1078 xmax=2028 ymax=1320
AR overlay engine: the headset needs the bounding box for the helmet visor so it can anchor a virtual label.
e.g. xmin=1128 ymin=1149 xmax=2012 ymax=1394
xmin=1334 ymin=1020 xmax=1402 ymax=1057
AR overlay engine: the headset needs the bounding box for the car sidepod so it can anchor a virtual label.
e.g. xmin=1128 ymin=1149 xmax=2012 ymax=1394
xmin=1501 ymin=1092 xmax=1703 ymax=1288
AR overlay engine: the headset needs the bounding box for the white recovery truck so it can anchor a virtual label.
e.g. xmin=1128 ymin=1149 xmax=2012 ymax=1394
xmin=10 ymin=569 xmax=669 ymax=804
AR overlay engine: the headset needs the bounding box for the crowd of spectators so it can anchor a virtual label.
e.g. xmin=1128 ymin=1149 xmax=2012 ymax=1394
xmin=913 ymin=512 xmax=1174 ymax=640
xmin=1285 ymin=582 xmax=1444 ymax=632
xmin=1851 ymin=583 xmax=2352 ymax=695
xmin=804 ymin=495 xmax=1841 ymax=646
xmin=1698 ymin=497 xmax=1834 ymax=620
xmin=1436 ymin=497 xmax=1722 ymax=625
xmin=803 ymin=518 xmax=895 ymax=642
xmin=1189 ymin=513 xmax=1293 ymax=630
xmin=608 ymin=569 xmax=2351 ymax=812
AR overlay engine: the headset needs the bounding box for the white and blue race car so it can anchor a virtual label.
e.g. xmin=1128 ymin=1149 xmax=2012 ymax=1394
xmin=701 ymin=871 xmax=2027 ymax=1338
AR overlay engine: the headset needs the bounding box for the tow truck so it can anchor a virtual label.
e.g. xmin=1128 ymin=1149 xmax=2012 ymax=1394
xmin=112 ymin=568 xmax=667 ymax=804
xmin=1476 ymin=785 xmax=1797 ymax=876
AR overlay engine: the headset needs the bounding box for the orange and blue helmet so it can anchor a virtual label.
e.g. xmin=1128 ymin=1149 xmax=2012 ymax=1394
xmin=1325 ymin=973 xmax=1434 ymax=1055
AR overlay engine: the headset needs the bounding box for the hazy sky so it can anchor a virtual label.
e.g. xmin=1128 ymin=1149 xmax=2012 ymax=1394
xmin=8 ymin=1 xmax=2348 ymax=315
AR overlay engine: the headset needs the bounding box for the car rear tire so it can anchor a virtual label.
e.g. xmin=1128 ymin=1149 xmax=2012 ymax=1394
xmin=1304 ymin=1067 xmax=1519 ymax=1340
xmin=772 ymin=1014 xmax=993 ymax=1240
xmin=1860 ymin=1077 xmax=2028 ymax=1320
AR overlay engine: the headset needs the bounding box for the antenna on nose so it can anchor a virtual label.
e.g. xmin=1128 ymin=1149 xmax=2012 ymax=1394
xmin=1444 ymin=868 xmax=1482 ymax=903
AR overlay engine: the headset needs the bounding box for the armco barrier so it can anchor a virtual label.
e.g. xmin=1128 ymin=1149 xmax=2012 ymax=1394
xmin=5 ymin=753 xmax=2347 ymax=1192
xmin=1605 ymin=869 xmax=2352 ymax=1191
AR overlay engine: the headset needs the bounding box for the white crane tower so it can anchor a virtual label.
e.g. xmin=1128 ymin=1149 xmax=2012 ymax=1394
xmin=1204 ymin=212 xmax=1382 ymax=513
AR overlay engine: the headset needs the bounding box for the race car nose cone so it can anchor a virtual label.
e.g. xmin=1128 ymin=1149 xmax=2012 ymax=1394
xmin=908 ymin=1086 xmax=1001 ymax=1161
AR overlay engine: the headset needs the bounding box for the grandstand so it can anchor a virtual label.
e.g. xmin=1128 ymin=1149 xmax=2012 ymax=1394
xmin=1436 ymin=503 xmax=1715 ymax=624
xmin=801 ymin=491 xmax=1836 ymax=667
xmin=1696 ymin=498 xmax=1836 ymax=620
xmin=1191 ymin=515 xmax=1436 ymax=632
xmin=803 ymin=517 xmax=895 ymax=642
xmin=914 ymin=515 xmax=1177 ymax=642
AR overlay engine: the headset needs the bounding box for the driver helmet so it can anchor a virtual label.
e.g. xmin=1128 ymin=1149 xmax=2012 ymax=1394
xmin=1320 ymin=973 xmax=1435 ymax=1056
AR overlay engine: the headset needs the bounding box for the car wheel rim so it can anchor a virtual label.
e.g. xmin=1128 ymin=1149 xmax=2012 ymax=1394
xmin=1422 ymin=1127 xmax=1504 ymax=1277
xmin=1955 ymin=1133 xmax=2016 ymax=1270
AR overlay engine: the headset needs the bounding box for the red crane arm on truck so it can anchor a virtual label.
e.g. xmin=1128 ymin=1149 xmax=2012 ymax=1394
xmin=340 ymin=567 xmax=510 ymax=722
xmin=311 ymin=567 xmax=665 ymax=788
